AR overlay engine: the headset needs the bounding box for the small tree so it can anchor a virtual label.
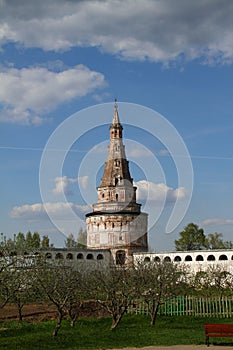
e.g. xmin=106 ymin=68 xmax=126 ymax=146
xmin=65 ymin=233 xmax=77 ymax=248
xmin=9 ymin=261 xmax=36 ymax=321
xmin=88 ymin=266 xmax=135 ymax=330
xmin=25 ymin=231 xmax=33 ymax=249
xmin=35 ymin=257 xmax=83 ymax=336
xmin=41 ymin=235 xmax=50 ymax=248
xmin=0 ymin=248 xmax=17 ymax=308
xmin=190 ymin=265 xmax=232 ymax=297
xmin=15 ymin=232 xmax=26 ymax=252
xmin=32 ymin=232 xmax=41 ymax=248
xmin=205 ymin=232 xmax=233 ymax=250
xmin=135 ymin=260 xmax=187 ymax=325
xmin=77 ymin=228 xmax=87 ymax=248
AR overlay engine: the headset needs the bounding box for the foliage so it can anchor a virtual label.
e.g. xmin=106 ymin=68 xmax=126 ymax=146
xmin=64 ymin=228 xmax=87 ymax=248
xmin=77 ymin=227 xmax=87 ymax=248
xmin=175 ymin=223 xmax=233 ymax=251
xmin=205 ymin=232 xmax=233 ymax=249
xmin=175 ymin=223 xmax=206 ymax=251
xmin=41 ymin=235 xmax=50 ymax=248
xmin=65 ymin=233 xmax=77 ymax=248
xmin=0 ymin=232 xmax=52 ymax=252
xmin=88 ymin=266 xmax=136 ymax=329
xmin=0 ymin=250 xmax=17 ymax=309
xmin=134 ymin=260 xmax=188 ymax=325
xmin=34 ymin=257 xmax=85 ymax=336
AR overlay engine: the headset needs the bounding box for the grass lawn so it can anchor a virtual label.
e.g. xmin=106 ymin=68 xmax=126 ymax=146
xmin=0 ymin=315 xmax=233 ymax=350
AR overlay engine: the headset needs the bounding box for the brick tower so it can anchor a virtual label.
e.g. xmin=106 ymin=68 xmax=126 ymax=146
xmin=86 ymin=102 xmax=148 ymax=265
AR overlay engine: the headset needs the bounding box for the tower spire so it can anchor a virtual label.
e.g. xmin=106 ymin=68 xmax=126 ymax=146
xmin=112 ymin=98 xmax=121 ymax=126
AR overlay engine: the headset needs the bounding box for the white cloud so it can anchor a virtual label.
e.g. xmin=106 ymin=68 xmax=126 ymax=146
xmin=52 ymin=176 xmax=73 ymax=196
xmin=126 ymin=144 xmax=152 ymax=158
xmin=134 ymin=180 xmax=186 ymax=203
xmin=10 ymin=202 xmax=90 ymax=220
xmin=202 ymin=218 xmax=233 ymax=226
xmin=0 ymin=65 xmax=106 ymax=125
xmin=77 ymin=176 xmax=89 ymax=190
xmin=1 ymin=1 xmax=233 ymax=64
xmin=52 ymin=176 xmax=89 ymax=195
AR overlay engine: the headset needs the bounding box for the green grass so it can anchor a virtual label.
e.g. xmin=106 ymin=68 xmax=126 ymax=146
xmin=0 ymin=315 xmax=233 ymax=350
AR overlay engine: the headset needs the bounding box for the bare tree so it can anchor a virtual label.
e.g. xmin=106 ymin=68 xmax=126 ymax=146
xmin=34 ymin=257 xmax=84 ymax=336
xmin=88 ymin=266 xmax=136 ymax=330
xmin=134 ymin=260 xmax=187 ymax=325
xmin=190 ymin=264 xmax=232 ymax=298
xmin=0 ymin=245 xmax=20 ymax=309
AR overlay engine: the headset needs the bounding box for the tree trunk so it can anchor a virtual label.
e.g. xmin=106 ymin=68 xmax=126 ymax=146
xmin=150 ymin=301 xmax=160 ymax=326
xmin=17 ymin=302 xmax=23 ymax=322
xmin=53 ymin=310 xmax=63 ymax=337
xmin=111 ymin=310 xmax=125 ymax=330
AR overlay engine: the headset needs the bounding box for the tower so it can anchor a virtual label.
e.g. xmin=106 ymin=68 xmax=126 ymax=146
xmin=86 ymin=102 xmax=148 ymax=265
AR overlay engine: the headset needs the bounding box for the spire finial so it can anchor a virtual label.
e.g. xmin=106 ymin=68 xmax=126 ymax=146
xmin=112 ymin=98 xmax=121 ymax=125
xmin=114 ymin=98 xmax=118 ymax=112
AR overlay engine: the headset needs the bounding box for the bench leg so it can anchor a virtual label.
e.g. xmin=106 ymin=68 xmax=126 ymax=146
xmin=206 ymin=336 xmax=209 ymax=347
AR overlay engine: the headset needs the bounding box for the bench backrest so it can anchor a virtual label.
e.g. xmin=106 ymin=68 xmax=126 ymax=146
xmin=205 ymin=324 xmax=233 ymax=334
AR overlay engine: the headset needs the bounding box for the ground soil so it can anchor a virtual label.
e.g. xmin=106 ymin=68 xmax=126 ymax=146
xmin=0 ymin=301 xmax=107 ymax=322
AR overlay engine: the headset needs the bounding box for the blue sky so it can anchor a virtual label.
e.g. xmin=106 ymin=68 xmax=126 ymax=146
xmin=1 ymin=0 xmax=233 ymax=251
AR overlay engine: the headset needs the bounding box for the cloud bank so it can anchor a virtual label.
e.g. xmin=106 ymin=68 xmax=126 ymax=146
xmin=0 ymin=65 xmax=106 ymax=125
xmin=202 ymin=218 xmax=233 ymax=226
xmin=1 ymin=0 xmax=233 ymax=65
xmin=134 ymin=180 xmax=186 ymax=203
xmin=10 ymin=202 xmax=90 ymax=220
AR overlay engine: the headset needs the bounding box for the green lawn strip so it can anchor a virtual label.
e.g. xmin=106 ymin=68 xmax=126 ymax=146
xmin=1 ymin=315 xmax=233 ymax=350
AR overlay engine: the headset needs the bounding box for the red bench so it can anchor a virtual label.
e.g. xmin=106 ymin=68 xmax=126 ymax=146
xmin=204 ymin=324 xmax=233 ymax=346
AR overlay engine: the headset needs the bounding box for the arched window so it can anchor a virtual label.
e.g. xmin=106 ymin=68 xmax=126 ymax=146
xmin=207 ymin=254 xmax=215 ymax=261
xmin=97 ymin=254 xmax=104 ymax=260
xmin=144 ymin=257 xmax=150 ymax=262
xmin=185 ymin=255 xmax=192 ymax=261
xmin=86 ymin=253 xmax=94 ymax=260
xmin=164 ymin=256 xmax=171 ymax=262
xmin=154 ymin=256 xmax=161 ymax=262
xmin=66 ymin=253 xmax=73 ymax=260
xmin=219 ymin=254 xmax=228 ymax=261
xmin=55 ymin=253 xmax=64 ymax=260
xmin=77 ymin=253 xmax=84 ymax=260
xmin=174 ymin=256 xmax=181 ymax=262
xmin=196 ymin=255 xmax=204 ymax=261
xmin=116 ymin=250 xmax=126 ymax=265
xmin=45 ymin=252 xmax=52 ymax=259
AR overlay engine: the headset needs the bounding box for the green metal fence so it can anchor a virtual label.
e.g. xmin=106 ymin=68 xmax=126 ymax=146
xmin=128 ymin=296 xmax=233 ymax=318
